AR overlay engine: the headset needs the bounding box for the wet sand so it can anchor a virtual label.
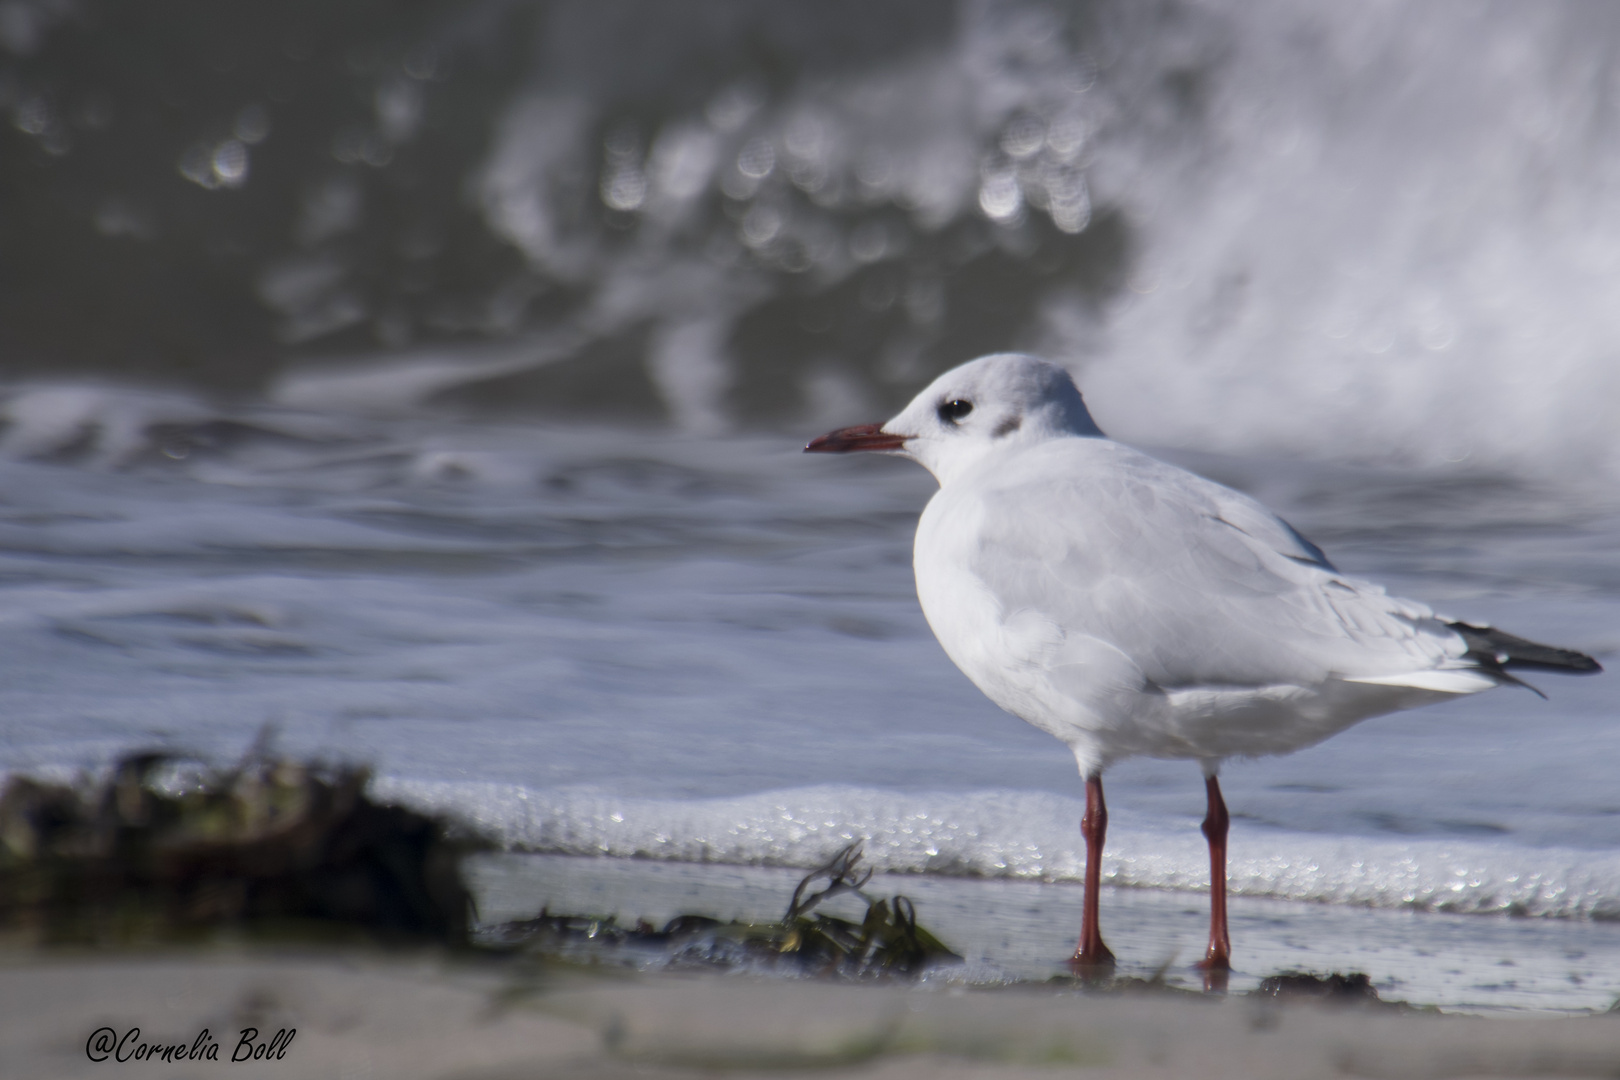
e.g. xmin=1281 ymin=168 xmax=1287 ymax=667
xmin=467 ymin=853 xmax=1620 ymax=1013
xmin=5 ymin=948 xmax=1620 ymax=1080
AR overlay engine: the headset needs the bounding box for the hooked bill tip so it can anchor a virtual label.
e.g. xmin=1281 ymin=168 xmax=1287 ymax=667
xmin=804 ymin=424 xmax=909 ymax=453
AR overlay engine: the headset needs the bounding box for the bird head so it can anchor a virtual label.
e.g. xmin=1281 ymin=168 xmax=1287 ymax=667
xmin=805 ymin=353 xmax=1103 ymax=483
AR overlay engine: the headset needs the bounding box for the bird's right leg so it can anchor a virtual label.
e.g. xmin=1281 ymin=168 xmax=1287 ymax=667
xmin=1072 ymin=772 xmax=1115 ymax=968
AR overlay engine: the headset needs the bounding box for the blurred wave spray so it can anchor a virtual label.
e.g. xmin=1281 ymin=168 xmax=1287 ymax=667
xmin=3 ymin=0 xmax=1619 ymax=473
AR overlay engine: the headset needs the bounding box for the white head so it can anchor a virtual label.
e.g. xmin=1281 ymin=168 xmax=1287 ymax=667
xmin=806 ymin=353 xmax=1103 ymax=483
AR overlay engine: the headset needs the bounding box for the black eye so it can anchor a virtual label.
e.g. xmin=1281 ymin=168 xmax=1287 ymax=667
xmin=937 ymin=399 xmax=973 ymax=423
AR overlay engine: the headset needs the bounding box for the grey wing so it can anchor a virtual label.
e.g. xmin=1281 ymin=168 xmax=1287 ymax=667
xmin=1203 ymin=481 xmax=1335 ymax=570
xmin=970 ymin=450 xmax=1473 ymax=692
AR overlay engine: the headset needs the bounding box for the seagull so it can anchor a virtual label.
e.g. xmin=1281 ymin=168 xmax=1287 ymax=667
xmin=806 ymin=352 xmax=1601 ymax=977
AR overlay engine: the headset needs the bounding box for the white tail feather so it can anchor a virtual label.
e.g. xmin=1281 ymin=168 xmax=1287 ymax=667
xmin=1343 ymin=669 xmax=1500 ymax=694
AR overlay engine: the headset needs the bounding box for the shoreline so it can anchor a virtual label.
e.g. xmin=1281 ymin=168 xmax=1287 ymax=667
xmin=467 ymin=852 xmax=1620 ymax=1014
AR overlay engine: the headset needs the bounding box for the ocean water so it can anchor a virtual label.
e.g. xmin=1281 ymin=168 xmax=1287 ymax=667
xmin=0 ymin=403 xmax=1615 ymax=1011
xmin=4 ymin=0 xmax=1620 ymax=1011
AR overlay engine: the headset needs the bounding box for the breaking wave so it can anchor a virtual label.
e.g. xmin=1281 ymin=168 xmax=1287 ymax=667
xmin=376 ymin=779 xmax=1620 ymax=921
xmin=8 ymin=2 xmax=1620 ymax=473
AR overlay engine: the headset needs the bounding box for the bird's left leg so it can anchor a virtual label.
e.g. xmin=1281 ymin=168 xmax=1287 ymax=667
xmin=1196 ymin=771 xmax=1232 ymax=986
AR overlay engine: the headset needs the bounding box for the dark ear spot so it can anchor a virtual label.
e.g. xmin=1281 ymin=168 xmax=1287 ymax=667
xmin=992 ymin=416 xmax=1021 ymax=438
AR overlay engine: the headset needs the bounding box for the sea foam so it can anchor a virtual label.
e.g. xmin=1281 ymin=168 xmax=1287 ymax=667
xmin=375 ymin=779 xmax=1620 ymax=921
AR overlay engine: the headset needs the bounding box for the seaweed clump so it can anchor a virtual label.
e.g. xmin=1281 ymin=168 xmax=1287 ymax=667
xmin=0 ymin=748 xmax=476 ymax=947
xmin=487 ymin=843 xmax=961 ymax=979
xmin=1252 ymin=972 xmax=1383 ymax=1004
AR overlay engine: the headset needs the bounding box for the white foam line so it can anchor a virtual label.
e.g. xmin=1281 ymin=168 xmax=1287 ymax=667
xmin=373 ymin=778 xmax=1620 ymax=920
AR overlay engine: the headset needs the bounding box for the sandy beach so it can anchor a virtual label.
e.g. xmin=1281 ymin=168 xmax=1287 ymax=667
xmin=5 ymin=947 xmax=1620 ymax=1080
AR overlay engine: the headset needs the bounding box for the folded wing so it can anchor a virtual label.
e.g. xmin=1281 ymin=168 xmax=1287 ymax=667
xmin=965 ymin=441 xmax=1490 ymax=694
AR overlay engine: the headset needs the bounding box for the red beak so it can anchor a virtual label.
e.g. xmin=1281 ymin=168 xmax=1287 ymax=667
xmin=804 ymin=424 xmax=909 ymax=453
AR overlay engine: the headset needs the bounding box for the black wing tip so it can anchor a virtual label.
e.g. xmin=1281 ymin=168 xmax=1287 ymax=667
xmin=1444 ymin=620 xmax=1604 ymax=675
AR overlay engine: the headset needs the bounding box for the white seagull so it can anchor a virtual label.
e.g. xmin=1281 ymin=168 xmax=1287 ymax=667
xmin=807 ymin=352 xmax=1601 ymax=976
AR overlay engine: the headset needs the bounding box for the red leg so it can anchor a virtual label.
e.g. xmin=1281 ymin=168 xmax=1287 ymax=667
xmin=1196 ymin=773 xmax=1231 ymax=984
xmin=1071 ymin=773 xmax=1115 ymax=968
